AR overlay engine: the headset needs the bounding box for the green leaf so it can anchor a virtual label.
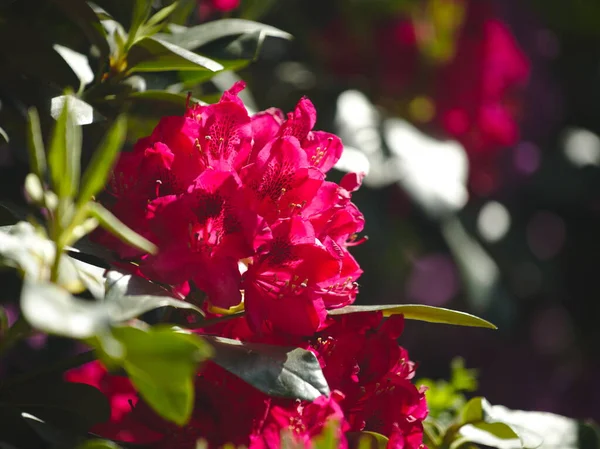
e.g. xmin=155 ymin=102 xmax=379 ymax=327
xmin=20 ymin=281 xmax=111 ymax=338
xmin=127 ymin=90 xmax=200 ymax=115
xmin=450 ymin=357 xmax=478 ymax=392
xmin=127 ymin=36 xmax=224 ymax=73
xmin=459 ymin=397 xmax=484 ymax=425
xmin=328 ymin=304 xmax=497 ymax=329
xmin=161 ymin=18 xmax=292 ymax=51
xmin=127 ymin=0 xmax=152 ymax=47
xmin=145 ymin=1 xmax=179 ymax=28
xmin=457 ymin=422 xmax=521 ymax=449
xmin=88 ymin=202 xmax=157 ymax=255
xmin=239 ymin=0 xmax=279 ymax=21
xmin=48 ymin=95 xmax=81 ymax=199
xmin=26 ymin=108 xmax=47 ymax=180
xmin=78 ymin=115 xmax=126 ymax=205
xmin=78 ymin=440 xmax=123 ymax=449
xmin=49 ymin=0 xmax=110 ymax=60
xmin=103 ymin=269 xmax=204 ymax=321
xmin=0 ymin=22 xmax=80 ymax=88
xmin=0 ymin=380 xmax=111 ymax=433
xmin=207 ymin=336 xmax=330 ymax=401
xmin=110 ymin=326 xmax=212 ymax=425
xmin=347 ymin=432 xmax=389 ymax=449
xmin=0 ymin=126 xmax=8 ymax=143
xmin=173 ymin=59 xmax=250 ymax=91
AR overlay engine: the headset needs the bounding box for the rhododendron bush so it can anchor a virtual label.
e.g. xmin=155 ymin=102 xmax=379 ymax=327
xmin=0 ymin=1 xmax=599 ymax=449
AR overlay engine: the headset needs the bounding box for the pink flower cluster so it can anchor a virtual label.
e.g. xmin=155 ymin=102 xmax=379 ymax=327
xmin=78 ymin=83 xmax=427 ymax=448
xmin=101 ymin=82 xmax=363 ymax=337
xmin=317 ymin=0 xmax=530 ymax=194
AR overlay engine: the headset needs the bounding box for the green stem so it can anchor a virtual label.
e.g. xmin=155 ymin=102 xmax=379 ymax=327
xmin=0 ymin=350 xmax=96 ymax=392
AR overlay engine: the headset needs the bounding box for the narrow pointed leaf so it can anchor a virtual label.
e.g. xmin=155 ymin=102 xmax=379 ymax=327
xmin=128 ymin=37 xmax=224 ymax=73
xmin=145 ymin=1 xmax=179 ymax=28
xmin=328 ymin=304 xmax=497 ymax=329
xmin=79 ymin=115 xmax=126 ymax=205
xmin=88 ymin=202 xmax=157 ymax=254
xmin=162 ymin=18 xmax=292 ymax=50
xmin=127 ymin=0 xmax=152 ymax=47
xmin=0 ymin=126 xmax=7 ymax=143
xmin=207 ymin=336 xmax=330 ymax=401
xmin=26 ymin=108 xmax=46 ymax=179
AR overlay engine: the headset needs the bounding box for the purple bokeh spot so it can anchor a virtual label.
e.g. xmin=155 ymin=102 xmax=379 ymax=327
xmin=406 ymin=253 xmax=460 ymax=306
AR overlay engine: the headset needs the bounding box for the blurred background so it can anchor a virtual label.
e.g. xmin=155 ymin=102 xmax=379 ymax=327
xmin=218 ymin=0 xmax=600 ymax=422
xmin=1 ymin=0 xmax=600 ymax=426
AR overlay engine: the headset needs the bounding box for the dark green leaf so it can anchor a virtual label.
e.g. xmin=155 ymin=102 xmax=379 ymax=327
xmin=20 ymin=281 xmax=111 ymax=338
xmin=127 ymin=90 xmax=200 ymax=114
xmin=127 ymin=36 xmax=224 ymax=73
xmin=161 ymin=18 xmax=291 ymax=51
xmin=0 ymin=380 xmax=111 ymax=433
xmin=49 ymin=0 xmax=110 ymax=60
xmin=110 ymin=326 xmax=212 ymax=425
xmin=78 ymin=115 xmax=126 ymax=205
xmin=328 ymin=304 xmax=497 ymax=329
xmin=26 ymin=108 xmax=46 ymax=179
xmin=0 ymin=22 xmax=80 ymax=88
xmin=173 ymin=59 xmax=250 ymax=90
xmin=239 ymin=0 xmax=279 ymax=21
xmin=207 ymin=336 xmax=330 ymax=401
xmin=88 ymin=202 xmax=157 ymax=255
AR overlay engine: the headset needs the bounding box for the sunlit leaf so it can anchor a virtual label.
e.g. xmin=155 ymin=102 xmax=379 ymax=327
xmin=162 ymin=18 xmax=291 ymax=50
xmin=20 ymin=281 xmax=111 ymax=339
xmin=0 ymin=126 xmax=8 ymax=143
xmin=128 ymin=37 xmax=224 ymax=73
xmin=50 ymin=95 xmax=104 ymax=125
xmin=53 ymin=45 xmax=94 ymax=88
xmin=328 ymin=304 xmax=497 ymax=329
xmin=207 ymin=336 xmax=330 ymax=401
xmin=103 ymin=269 xmax=204 ymax=321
